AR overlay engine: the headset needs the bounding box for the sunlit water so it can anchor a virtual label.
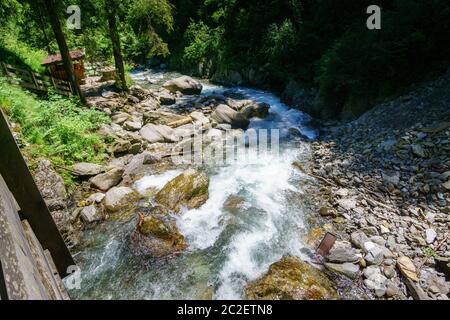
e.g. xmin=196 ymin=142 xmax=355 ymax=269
xmin=69 ymin=69 xmax=319 ymax=300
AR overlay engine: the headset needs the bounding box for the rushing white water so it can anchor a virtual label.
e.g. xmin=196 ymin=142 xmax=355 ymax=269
xmin=70 ymin=69 xmax=318 ymax=300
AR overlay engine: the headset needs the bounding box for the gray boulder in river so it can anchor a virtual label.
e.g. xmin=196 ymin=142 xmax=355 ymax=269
xmin=163 ymin=76 xmax=203 ymax=95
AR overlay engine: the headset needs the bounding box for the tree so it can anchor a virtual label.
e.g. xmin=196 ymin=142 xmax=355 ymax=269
xmin=43 ymin=0 xmax=85 ymax=102
xmin=104 ymin=0 xmax=127 ymax=91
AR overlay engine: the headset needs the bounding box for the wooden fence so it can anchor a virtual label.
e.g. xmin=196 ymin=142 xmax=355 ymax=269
xmin=1 ymin=62 xmax=73 ymax=96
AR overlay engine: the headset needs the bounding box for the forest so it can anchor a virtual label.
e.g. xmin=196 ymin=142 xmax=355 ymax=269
xmin=0 ymin=0 xmax=450 ymax=302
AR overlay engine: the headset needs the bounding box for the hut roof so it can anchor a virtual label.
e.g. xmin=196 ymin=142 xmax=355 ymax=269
xmin=41 ymin=50 xmax=85 ymax=66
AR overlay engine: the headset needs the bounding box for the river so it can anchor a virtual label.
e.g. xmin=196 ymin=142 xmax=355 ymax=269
xmin=69 ymin=69 xmax=319 ymax=300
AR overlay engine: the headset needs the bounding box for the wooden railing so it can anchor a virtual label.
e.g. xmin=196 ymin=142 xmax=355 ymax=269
xmin=1 ymin=62 xmax=73 ymax=96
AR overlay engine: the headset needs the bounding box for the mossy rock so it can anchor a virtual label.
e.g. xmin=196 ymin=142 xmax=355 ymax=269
xmin=245 ymin=256 xmax=338 ymax=300
xmin=132 ymin=214 xmax=187 ymax=258
xmin=155 ymin=169 xmax=209 ymax=213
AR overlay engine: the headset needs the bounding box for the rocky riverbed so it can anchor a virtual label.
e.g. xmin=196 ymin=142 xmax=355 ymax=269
xmin=27 ymin=68 xmax=450 ymax=300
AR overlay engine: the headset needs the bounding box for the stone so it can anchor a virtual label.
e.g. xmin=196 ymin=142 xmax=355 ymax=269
xmin=129 ymin=85 xmax=150 ymax=100
xmin=240 ymin=102 xmax=270 ymax=119
xmin=325 ymin=263 xmax=360 ymax=279
xmin=411 ymin=144 xmax=425 ymax=157
xmin=327 ymin=245 xmax=362 ymax=263
xmin=104 ymin=187 xmax=139 ymax=212
xmin=155 ymin=169 xmax=209 ymax=213
xmin=425 ymin=228 xmax=437 ymax=244
xmin=363 ymin=266 xmax=388 ymax=297
xmin=80 ymin=205 xmax=103 ymax=223
xmin=211 ymin=104 xmax=250 ymax=129
xmin=319 ymin=207 xmax=336 ymax=217
xmin=90 ymin=168 xmax=124 ymax=192
xmin=383 ymin=265 xmax=397 ymax=279
xmin=143 ymin=111 xmax=186 ymax=126
xmin=123 ymin=121 xmax=142 ymax=131
xmin=397 ymin=256 xmax=419 ymax=282
xmin=443 ymin=180 xmax=450 ymax=190
xmin=351 ymin=231 xmax=370 ymax=249
xmin=163 ymin=76 xmax=203 ymax=95
xmin=73 ymin=163 xmax=105 ymax=177
xmin=190 ymin=111 xmax=210 ymax=126
xmin=132 ymin=214 xmax=187 ymax=258
xmin=140 ymin=124 xmax=179 ymax=143
xmin=111 ymin=112 xmax=130 ymax=125
xmin=383 ymin=171 xmax=400 ymax=186
xmin=364 ymin=242 xmax=385 ymax=266
xmin=245 ymin=256 xmax=338 ymax=300
xmin=87 ymin=193 xmax=105 ymax=204
xmin=337 ymin=197 xmax=357 ymax=210
xmin=158 ymin=90 xmax=176 ymax=105
xmin=223 ymin=195 xmax=248 ymax=214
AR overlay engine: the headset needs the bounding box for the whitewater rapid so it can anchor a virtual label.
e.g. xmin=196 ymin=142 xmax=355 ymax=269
xmin=69 ymin=70 xmax=318 ymax=300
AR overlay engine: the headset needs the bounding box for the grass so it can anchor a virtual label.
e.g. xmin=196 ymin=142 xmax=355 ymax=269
xmin=0 ymin=29 xmax=47 ymax=73
xmin=0 ymin=78 xmax=111 ymax=184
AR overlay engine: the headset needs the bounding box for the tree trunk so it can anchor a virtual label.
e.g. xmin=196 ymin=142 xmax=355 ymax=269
xmin=43 ymin=0 xmax=85 ymax=102
xmin=105 ymin=0 xmax=128 ymax=91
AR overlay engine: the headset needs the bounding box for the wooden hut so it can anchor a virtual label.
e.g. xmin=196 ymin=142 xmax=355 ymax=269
xmin=41 ymin=49 xmax=86 ymax=84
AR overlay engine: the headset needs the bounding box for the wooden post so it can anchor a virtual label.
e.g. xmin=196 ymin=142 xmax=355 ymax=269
xmin=0 ymin=110 xmax=74 ymax=277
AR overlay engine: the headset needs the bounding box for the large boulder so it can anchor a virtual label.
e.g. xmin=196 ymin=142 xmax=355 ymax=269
xmin=163 ymin=76 xmax=203 ymax=95
xmin=139 ymin=124 xmax=179 ymax=143
xmin=240 ymin=102 xmax=270 ymax=119
xmin=90 ymin=168 xmax=124 ymax=191
xmin=131 ymin=214 xmax=187 ymax=258
xmin=211 ymin=104 xmax=250 ymax=129
xmin=245 ymin=256 xmax=338 ymax=300
xmin=104 ymin=187 xmax=139 ymax=212
xmin=72 ymin=163 xmax=105 ymax=177
xmin=155 ymin=169 xmax=209 ymax=213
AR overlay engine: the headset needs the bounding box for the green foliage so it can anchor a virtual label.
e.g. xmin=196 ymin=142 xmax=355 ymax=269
xmin=0 ymin=78 xmax=110 ymax=169
xmin=182 ymin=21 xmax=222 ymax=65
xmin=0 ymin=27 xmax=47 ymax=72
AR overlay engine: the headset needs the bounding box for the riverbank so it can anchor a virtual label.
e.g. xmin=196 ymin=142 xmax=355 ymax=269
xmin=7 ymin=68 xmax=448 ymax=300
xmin=307 ymin=70 xmax=450 ymax=299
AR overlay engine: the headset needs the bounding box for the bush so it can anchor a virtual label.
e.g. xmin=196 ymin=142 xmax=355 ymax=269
xmin=0 ymin=78 xmax=110 ymax=173
xmin=182 ymin=21 xmax=222 ymax=66
xmin=0 ymin=28 xmax=47 ymax=72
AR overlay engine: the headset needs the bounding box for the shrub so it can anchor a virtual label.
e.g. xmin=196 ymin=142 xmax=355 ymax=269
xmin=0 ymin=78 xmax=110 ymax=173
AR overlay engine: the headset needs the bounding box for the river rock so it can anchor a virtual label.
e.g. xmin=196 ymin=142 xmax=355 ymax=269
xmin=245 ymin=256 xmax=338 ymax=300
xmin=90 ymin=168 xmax=124 ymax=191
xmin=327 ymin=243 xmax=362 ymax=263
xmin=87 ymin=192 xmax=105 ymax=204
xmin=132 ymin=214 xmax=187 ymax=258
xmin=351 ymin=230 xmax=370 ymax=249
xmin=425 ymin=228 xmax=437 ymax=244
xmin=123 ymin=120 xmax=142 ymax=131
xmin=363 ymin=242 xmax=385 ymax=266
xmin=325 ymin=263 xmax=360 ymax=279
xmin=163 ymin=76 xmax=203 ymax=95
xmin=73 ymin=163 xmax=105 ymax=177
xmin=129 ymin=84 xmax=150 ymax=100
xmin=155 ymin=169 xmax=209 ymax=213
xmin=337 ymin=197 xmax=357 ymax=210
xmin=80 ymin=205 xmax=103 ymax=223
xmin=397 ymin=256 xmax=419 ymax=282
xmin=211 ymin=104 xmax=250 ymax=129
xmin=240 ymin=102 xmax=270 ymax=119
xmin=140 ymin=124 xmax=179 ymax=143
xmin=104 ymin=187 xmax=139 ymax=212
xmin=158 ymin=90 xmax=176 ymax=105
xmin=111 ymin=112 xmax=130 ymax=125
xmin=363 ymin=266 xmax=388 ymax=297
